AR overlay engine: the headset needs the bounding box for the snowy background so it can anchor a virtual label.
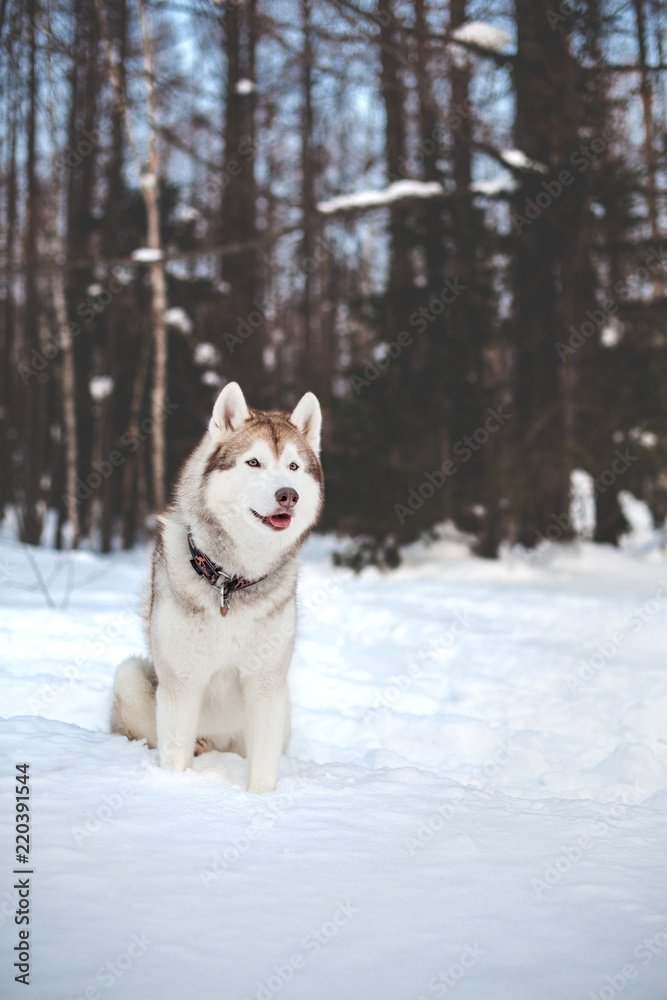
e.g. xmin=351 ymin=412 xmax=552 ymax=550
xmin=1 ymin=517 xmax=667 ymax=1000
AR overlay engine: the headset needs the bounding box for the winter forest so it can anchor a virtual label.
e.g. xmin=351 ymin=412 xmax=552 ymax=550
xmin=3 ymin=0 xmax=667 ymax=564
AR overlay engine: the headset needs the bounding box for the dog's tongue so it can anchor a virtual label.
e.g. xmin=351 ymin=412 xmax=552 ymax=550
xmin=269 ymin=512 xmax=292 ymax=529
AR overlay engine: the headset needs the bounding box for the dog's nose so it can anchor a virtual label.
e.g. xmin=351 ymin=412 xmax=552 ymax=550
xmin=275 ymin=487 xmax=299 ymax=510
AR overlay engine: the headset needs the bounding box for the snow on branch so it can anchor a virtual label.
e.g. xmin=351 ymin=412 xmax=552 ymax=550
xmin=317 ymin=180 xmax=446 ymax=216
xmin=164 ymin=307 xmax=193 ymax=334
xmin=131 ymin=247 xmax=164 ymax=263
xmin=89 ymin=376 xmax=115 ymax=401
xmin=500 ymin=149 xmax=549 ymax=174
xmin=449 ymin=21 xmax=513 ymax=68
xmin=234 ymin=79 xmax=256 ymax=95
xmin=470 ymin=173 xmax=517 ymax=197
xmin=450 ymin=21 xmax=513 ymax=53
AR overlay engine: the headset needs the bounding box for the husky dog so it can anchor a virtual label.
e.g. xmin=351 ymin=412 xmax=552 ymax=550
xmin=111 ymin=382 xmax=323 ymax=793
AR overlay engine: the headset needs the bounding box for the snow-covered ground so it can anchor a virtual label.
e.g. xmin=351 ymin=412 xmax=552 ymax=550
xmin=1 ymin=529 xmax=667 ymax=1000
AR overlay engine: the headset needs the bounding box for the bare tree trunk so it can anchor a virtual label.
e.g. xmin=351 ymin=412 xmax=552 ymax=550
xmin=414 ymin=0 xmax=440 ymax=187
xmin=142 ymin=184 xmax=168 ymax=511
xmin=96 ymin=0 xmax=169 ymax=511
xmin=138 ymin=0 xmax=168 ymax=510
xmin=511 ymin=0 xmax=588 ymax=547
xmin=22 ymin=0 xmax=45 ymax=544
xmin=121 ymin=317 xmax=152 ymax=547
xmin=52 ymin=274 xmax=80 ymax=546
xmin=447 ymin=0 xmax=502 ymax=556
xmin=100 ymin=0 xmax=127 ymax=549
xmin=632 ymin=0 xmax=662 ymax=298
xmin=0 ymin=0 xmax=9 ymax=40
xmin=40 ymin=0 xmax=82 ymax=548
xmin=102 ymin=0 xmax=127 ymax=261
xmin=63 ymin=0 xmax=100 ymax=542
xmin=300 ymin=0 xmax=317 ymax=390
xmin=378 ymin=0 xmax=410 ymax=293
xmin=1 ymin=45 xmax=18 ymax=520
xmin=220 ymin=0 xmax=264 ymax=402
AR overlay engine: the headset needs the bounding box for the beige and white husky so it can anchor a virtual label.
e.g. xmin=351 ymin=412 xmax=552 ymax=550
xmin=111 ymin=381 xmax=323 ymax=793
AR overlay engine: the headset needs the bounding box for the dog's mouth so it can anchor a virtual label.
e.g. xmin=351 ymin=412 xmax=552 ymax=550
xmin=251 ymin=509 xmax=292 ymax=531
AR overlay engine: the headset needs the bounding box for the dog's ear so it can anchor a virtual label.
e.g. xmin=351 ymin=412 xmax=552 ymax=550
xmin=209 ymin=382 xmax=250 ymax=437
xmin=291 ymin=392 xmax=322 ymax=455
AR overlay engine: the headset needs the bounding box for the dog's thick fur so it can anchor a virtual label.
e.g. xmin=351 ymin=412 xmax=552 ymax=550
xmin=110 ymin=382 xmax=323 ymax=793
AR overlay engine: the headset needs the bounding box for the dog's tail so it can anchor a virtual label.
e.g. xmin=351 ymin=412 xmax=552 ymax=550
xmin=110 ymin=656 xmax=158 ymax=748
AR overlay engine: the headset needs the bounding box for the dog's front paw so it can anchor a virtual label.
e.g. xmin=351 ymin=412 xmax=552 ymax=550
xmin=247 ymin=775 xmax=276 ymax=794
xmin=159 ymin=748 xmax=192 ymax=771
xmin=159 ymin=731 xmax=197 ymax=771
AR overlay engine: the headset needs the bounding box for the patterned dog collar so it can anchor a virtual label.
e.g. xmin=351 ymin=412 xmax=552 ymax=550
xmin=187 ymin=529 xmax=267 ymax=617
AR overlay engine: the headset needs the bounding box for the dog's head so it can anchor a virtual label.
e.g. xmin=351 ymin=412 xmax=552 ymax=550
xmin=199 ymin=382 xmax=323 ymax=555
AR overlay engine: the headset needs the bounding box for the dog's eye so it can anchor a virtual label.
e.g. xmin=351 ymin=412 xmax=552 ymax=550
xmin=289 ymin=462 xmax=299 ymax=471
xmin=246 ymin=458 xmax=260 ymax=468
